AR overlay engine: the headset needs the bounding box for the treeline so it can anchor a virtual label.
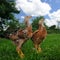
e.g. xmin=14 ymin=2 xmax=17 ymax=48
xmin=47 ymin=29 xmax=60 ymax=34
xmin=47 ymin=25 xmax=60 ymax=34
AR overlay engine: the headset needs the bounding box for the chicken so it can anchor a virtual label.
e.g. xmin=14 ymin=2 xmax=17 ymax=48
xmin=18 ymin=16 xmax=33 ymax=39
xmin=31 ymin=18 xmax=47 ymax=53
xmin=9 ymin=16 xmax=32 ymax=58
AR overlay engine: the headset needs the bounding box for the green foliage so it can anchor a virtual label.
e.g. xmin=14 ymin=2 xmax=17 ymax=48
xmin=0 ymin=18 xmax=21 ymax=38
xmin=49 ymin=25 xmax=56 ymax=30
xmin=0 ymin=0 xmax=20 ymax=29
xmin=0 ymin=34 xmax=60 ymax=60
xmin=0 ymin=0 xmax=19 ymax=19
xmin=6 ymin=19 xmax=20 ymax=33
xmin=47 ymin=25 xmax=60 ymax=34
xmin=47 ymin=29 xmax=60 ymax=34
xmin=19 ymin=23 xmax=26 ymax=29
xmin=0 ymin=0 xmax=20 ymax=37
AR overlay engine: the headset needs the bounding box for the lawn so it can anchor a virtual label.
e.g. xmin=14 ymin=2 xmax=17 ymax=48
xmin=0 ymin=34 xmax=60 ymax=60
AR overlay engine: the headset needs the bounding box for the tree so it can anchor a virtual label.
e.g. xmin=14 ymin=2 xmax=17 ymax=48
xmin=49 ymin=25 xmax=56 ymax=30
xmin=0 ymin=0 xmax=19 ymax=19
xmin=0 ymin=0 xmax=19 ymax=31
xmin=0 ymin=0 xmax=20 ymax=38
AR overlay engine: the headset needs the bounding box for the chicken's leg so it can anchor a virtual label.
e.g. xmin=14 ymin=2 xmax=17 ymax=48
xmin=34 ymin=44 xmax=42 ymax=53
xmin=37 ymin=45 xmax=42 ymax=53
xmin=16 ymin=47 xmax=24 ymax=58
xmin=16 ymin=39 xmax=25 ymax=58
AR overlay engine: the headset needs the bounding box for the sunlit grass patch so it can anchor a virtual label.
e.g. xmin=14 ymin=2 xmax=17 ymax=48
xmin=0 ymin=34 xmax=60 ymax=60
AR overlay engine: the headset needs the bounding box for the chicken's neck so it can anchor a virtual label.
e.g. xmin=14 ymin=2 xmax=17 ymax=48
xmin=39 ymin=23 xmax=45 ymax=30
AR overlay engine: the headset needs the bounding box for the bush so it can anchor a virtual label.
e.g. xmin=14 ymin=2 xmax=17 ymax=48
xmin=47 ymin=29 xmax=60 ymax=34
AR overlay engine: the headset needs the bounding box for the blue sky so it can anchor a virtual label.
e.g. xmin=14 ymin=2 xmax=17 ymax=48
xmin=42 ymin=0 xmax=60 ymax=12
xmin=15 ymin=0 xmax=60 ymax=27
xmin=41 ymin=0 xmax=60 ymax=18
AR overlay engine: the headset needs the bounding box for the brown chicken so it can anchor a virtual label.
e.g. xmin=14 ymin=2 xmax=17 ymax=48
xmin=9 ymin=16 xmax=32 ymax=58
xmin=31 ymin=18 xmax=47 ymax=53
xmin=18 ymin=16 xmax=33 ymax=39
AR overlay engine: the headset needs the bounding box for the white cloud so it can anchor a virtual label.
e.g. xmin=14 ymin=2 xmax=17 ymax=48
xmin=45 ymin=19 xmax=57 ymax=27
xmin=20 ymin=16 xmax=24 ymax=19
xmin=45 ymin=9 xmax=60 ymax=27
xmin=15 ymin=0 xmax=51 ymax=16
xmin=49 ymin=9 xmax=60 ymax=21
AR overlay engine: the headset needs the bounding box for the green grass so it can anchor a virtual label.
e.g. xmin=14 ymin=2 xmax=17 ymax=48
xmin=0 ymin=34 xmax=60 ymax=60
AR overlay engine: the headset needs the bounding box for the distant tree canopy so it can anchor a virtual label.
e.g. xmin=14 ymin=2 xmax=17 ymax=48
xmin=49 ymin=25 xmax=56 ymax=30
